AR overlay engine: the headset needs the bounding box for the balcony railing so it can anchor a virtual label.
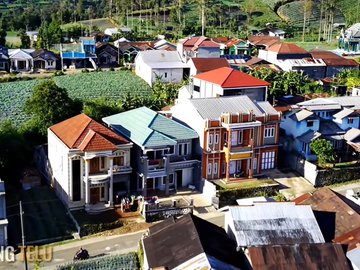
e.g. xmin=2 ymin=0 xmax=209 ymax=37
xmin=148 ymin=159 xmax=165 ymax=170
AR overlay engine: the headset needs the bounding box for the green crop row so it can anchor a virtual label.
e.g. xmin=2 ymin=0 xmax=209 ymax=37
xmin=0 ymin=70 xmax=152 ymax=126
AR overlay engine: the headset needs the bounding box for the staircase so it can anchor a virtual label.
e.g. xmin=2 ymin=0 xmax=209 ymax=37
xmin=89 ymin=57 xmax=97 ymax=69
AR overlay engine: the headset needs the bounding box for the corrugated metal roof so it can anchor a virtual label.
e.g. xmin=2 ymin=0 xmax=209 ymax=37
xmin=189 ymin=96 xmax=276 ymax=120
xmin=248 ymin=243 xmax=351 ymax=270
xmin=329 ymin=96 xmax=360 ymax=110
xmin=138 ymin=50 xmax=183 ymax=63
xmin=344 ymin=128 xmax=360 ymax=142
xmin=333 ymin=108 xmax=355 ymax=119
xmin=319 ymin=120 xmax=344 ymax=135
xmin=333 ymin=227 xmax=360 ymax=251
xmin=289 ymin=109 xmax=314 ymax=121
xmin=295 ymin=188 xmax=360 ymax=238
xmin=227 ymin=203 xmax=325 ymax=247
xmin=103 ymin=107 xmax=198 ymax=148
xmin=297 ymin=130 xmax=322 ymax=143
xmin=347 ymin=247 xmax=360 ymax=270
xmin=256 ymin=101 xmax=278 ymax=115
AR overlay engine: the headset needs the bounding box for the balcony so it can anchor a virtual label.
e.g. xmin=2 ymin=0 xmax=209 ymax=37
xmin=87 ymin=171 xmax=110 ymax=184
xmin=147 ymin=159 xmax=167 ymax=178
xmin=112 ymin=165 xmax=132 ymax=174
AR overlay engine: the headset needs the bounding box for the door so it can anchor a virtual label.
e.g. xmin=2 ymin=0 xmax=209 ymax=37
xmin=90 ymin=158 xmax=99 ymax=174
xmin=261 ymin=151 xmax=275 ymax=170
xmin=147 ymin=178 xmax=154 ymax=190
xmin=229 ymin=161 xmax=236 ymax=174
xmin=72 ymin=160 xmax=81 ymax=201
xmin=231 ymin=131 xmax=238 ymax=146
xmin=90 ymin=187 xmax=100 ymax=204
xmin=176 ymin=170 xmax=183 ymax=188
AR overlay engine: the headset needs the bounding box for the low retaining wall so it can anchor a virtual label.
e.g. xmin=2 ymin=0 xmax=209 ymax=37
xmin=218 ymin=185 xmax=279 ymax=208
xmin=315 ymin=167 xmax=360 ymax=187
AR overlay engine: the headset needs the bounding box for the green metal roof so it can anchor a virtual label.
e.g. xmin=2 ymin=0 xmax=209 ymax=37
xmin=103 ymin=107 xmax=198 ymax=149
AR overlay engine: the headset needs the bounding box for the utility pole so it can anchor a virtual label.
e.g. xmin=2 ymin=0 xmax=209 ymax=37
xmin=20 ymin=201 xmax=28 ymax=270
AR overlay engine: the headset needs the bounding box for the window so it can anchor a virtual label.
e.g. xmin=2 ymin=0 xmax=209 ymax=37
xmin=348 ymin=118 xmax=354 ymax=124
xmin=113 ymin=156 xmax=124 ymax=166
xmin=164 ymin=72 xmax=168 ymax=78
xmin=326 ymin=112 xmax=330 ymax=117
xmin=162 ymin=174 xmax=174 ymax=185
xmin=207 ymin=163 xmax=212 ymax=175
xmin=215 ymin=134 xmax=219 ymax=144
xmin=166 ymin=146 xmax=174 ymax=155
xmin=302 ymin=142 xmax=307 ymax=152
xmin=208 ymin=134 xmax=213 ymax=145
xmin=100 ymin=186 xmax=105 ymax=199
xmin=223 ymin=132 xmax=228 ymax=146
xmin=253 ymin=158 xmax=257 ymax=170
xmin=238 ymin=131 xmax=243 ymax=144
xmin=100 ymin=157 xmax=106 ymax=169
xmin=307 ymin=121 xmax=314 ymax=127
xmin=178 ymin=143 xmax=190 ymax=156
xmin=222 ymin=162 xmax=226 ymax=174
xmin=261 ymin=151 xmax=275 ymax=170
xmin=213 ymin=162 xmax=218 ymax=174
xmin=264 ymin=126 xmax=275 ymax=138
xmin=194 ymin=85 xmax=200 ymax=92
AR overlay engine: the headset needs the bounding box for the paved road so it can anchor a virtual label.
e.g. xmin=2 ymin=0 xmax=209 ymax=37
xmin=0 ymin=212 xmax=225 ymax=270
xmin=0 ymin=231 xmax=145 ymax=270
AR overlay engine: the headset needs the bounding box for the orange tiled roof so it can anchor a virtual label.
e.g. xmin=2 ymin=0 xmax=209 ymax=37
xmin=193 ymin=67 xmax=271 ymax=88
xmin=267 ymin=42 xmax=308 ymax=54
xmin=50 ymin=114 xmax=129 ymax=151
xmin=191 ymin=58 xmax=230 ymax=73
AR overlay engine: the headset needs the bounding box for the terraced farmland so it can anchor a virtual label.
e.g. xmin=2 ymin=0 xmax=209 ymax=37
xmin=0 ymin=71 xmax=152 ymax=126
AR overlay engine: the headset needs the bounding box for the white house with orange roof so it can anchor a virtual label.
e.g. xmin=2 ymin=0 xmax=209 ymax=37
xmin=258 ymin=42 xmax=326 ymax=79
xmin=48 ymin=114 xmax=132 ymax=212
xmin=177 ymin=36 xmax=220 ymax=61
xmin=178 ymin=67 xmax=270 ymax=102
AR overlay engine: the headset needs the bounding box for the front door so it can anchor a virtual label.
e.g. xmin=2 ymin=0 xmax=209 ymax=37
xmin=90 ymin=187 xmax=100 ymax=204
xmin=147 ymin=178 xmax=154 ymax=190
xmin=176 ymin=170 xmax=183 ymax=188
xmin=229 ymin=161 xmax=236 ymax=174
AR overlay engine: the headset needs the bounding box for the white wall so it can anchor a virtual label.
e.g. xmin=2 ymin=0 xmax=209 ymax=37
xmin=182 ymin=168 xmax=193 ymax=187
xmin=152 ymin=68 xmax=184 ymax=85
xmin=135 ymin=56 xmax=153 ymax=86
xmin=193 ymin=78 xmax=223 ymax=98
xmin=48 ymin=130 xmax=71 ymax=205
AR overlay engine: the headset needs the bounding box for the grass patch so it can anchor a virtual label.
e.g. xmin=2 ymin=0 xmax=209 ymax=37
xmin=213 ymin=179 xmax=278 ymax=190
xmin=326 ymin=179 xmax=360 ymax=189
xmin=72 ymin=210 xmax=124 ymax=237
xmin=6 ymin=186 xmax=76 ymax=245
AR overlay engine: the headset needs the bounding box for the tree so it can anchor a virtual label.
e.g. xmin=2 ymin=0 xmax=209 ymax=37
xmin=0 ymin=24 xmax=6 ymax=46
xmin=19 ymin=29 xmax=30 ymax=48
xmin=302 ymin=0 xmax=313 ymax=42
xmin=310 ymin=138 xmax=336 ymax=165
xmin=83 ymin=97 xmax=122 ymax=122
xmin=25 ymin=80 xmax=83 ymax=135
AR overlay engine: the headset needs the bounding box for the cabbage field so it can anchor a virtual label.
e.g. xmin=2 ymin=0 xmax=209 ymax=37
xmin=0 ymin=70 xmax=152 ymax=126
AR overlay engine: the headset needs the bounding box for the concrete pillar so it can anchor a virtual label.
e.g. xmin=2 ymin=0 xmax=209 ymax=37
xmin=15 ymin=59 xmax=18 ymax=71
xmin=165 ymin=175 xmax=169 ymax=196
xmin=69 ymin=158 xmax=73 ymax=201
xmin=85 ymin=159 xmax=90 ymax=204
xmin=25 ymin=59 xmax=29 ymax=70
xmin=80 ymin=158 xmax=84 ymax=200
xmin=109 ymin=158 xmax=114 ymax=205
xmin=142 ymin=175 xmax=147 ymax=197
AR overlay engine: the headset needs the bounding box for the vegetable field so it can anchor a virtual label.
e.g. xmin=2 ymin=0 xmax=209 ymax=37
xmin=0 ymin=70 xmax=152 ymax=126
xmin=57 ymin=253 xmax=139 ymax=270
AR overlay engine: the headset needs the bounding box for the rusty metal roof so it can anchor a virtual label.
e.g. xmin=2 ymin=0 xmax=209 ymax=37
xmin=248 ymin=243 xmax=350 ymax=270
xmin=294 ymin=188 xmax=360 ymax=238
xmin=333 ymin=226 xmax=360 ymax=251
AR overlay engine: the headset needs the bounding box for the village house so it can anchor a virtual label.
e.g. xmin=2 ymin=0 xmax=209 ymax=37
xmin=258 ymin=42 xmax=327 ymax=79
xmin=0 ymin=180 xmax=8 ymax=246
xmin=188 ymin=57 xmax=229 ymax=76
xmin=177 ymin=36 xmax=221 ymax=61
xmin=0 ymin=45 xmax=9 ymax=72
xmin=281 ymin=97 xmax=360 ymax=161
xmin=31 ymin=49 xmax=58 ymax=70
xmin=338 ymin=23 xmax=360 ymax=54
xmin=103 ymin=107 xmax=201 ymax=197
xmin=95 ymin=42 xmax=119 ymax=67
xmin=221 ymin=38 xmax=251 ymax=56
xmin=9 ymin=49 xmax=34 ymax=72
xmin=171 ymin=96 xmax=281 ymax=182
xmin=178 ymin=67 xmax=270 ymax=102
xmin=48 ymin=114 xmax=133 ymax=213
xmin=60 ymin=37 xmax=97 ymax=69
xmin=247 ymin=36 xmax=280 ymax=51
xmin=135 ymin=50 xmax=190 ymax=86
xmin=142 ymin=214 xmax=247 ymax=270
xmin=310 ymin=49 xmax=358 ymax=77
xmin=333 ymin=227 xmax=360 ymax=270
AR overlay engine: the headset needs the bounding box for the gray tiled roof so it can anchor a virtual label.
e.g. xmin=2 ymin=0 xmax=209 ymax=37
xmin=189 ymin=96 xmax=277 ymax=120
xmin=319 ymin=120 xmax=344 ymax=135
xmin=329 ymin=96 xmax=360 ymax=110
